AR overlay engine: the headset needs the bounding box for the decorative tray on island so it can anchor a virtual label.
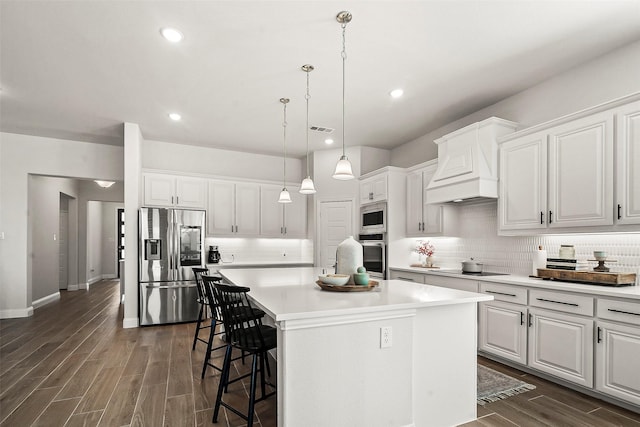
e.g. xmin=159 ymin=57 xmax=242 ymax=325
xmin=316 ymin=280 xmax=379 ymax=292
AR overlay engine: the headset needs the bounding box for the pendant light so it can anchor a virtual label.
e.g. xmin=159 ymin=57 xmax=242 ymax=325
xmin=299 ymin=64 xmax=317 ymax=194
xmin=332 ymin=11 xmax=355 ymax=180
xmin=278 ymin=98 xmax=292 ymax=203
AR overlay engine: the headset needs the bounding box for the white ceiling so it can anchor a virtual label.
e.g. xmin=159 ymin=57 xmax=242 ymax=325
xmin=2 ymin=1 xmax=640 ymax=158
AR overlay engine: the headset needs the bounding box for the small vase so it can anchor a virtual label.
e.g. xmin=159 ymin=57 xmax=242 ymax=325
xmin=425 ymin=256 xmax=434 ymax=268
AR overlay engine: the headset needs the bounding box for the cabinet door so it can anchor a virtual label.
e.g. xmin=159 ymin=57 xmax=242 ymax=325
xmin=175 ymin=177 xmax=206 ymax=208
xmin=615 ymin=100 xmax=640 ymax=225
xmin=235 ymin=183 xmax=261 ymax=236
xmin=260 ymin=185 xmax=284 ymax=237
xmin=479 ymin=301 xmax=527 ymax=365
xmin=548 ymin=111 xmax=614 ymax=228
xmin=360 ymin=175 xmax=387 ymax=204
xmin=498 ymin=133 xmax=547 ymax=230
xmin=284 ymin=190 xmax=307 ymax=238
xmin=389 ymin=270 xmax=424 ymax=283
xmin=360 ymin=181 xmax=374 ymax=204
xmin=144 ymin=174 xmax=176 ymax=206
xmin=528 ymin=307 xmax=593 ymax=387
xmin=406 ymin=171 xmax=424 ymax=236
xmin=208 ymin=181 xmax=235 ymax=236
xmin=424 ymin=204 xmax=443 ymax=234
xmin=595 ymin=320 xmax=640 ymax=406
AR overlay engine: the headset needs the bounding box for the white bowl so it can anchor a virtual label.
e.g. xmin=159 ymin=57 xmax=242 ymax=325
xmin=318 ymin=274 xmax=350 ymax=286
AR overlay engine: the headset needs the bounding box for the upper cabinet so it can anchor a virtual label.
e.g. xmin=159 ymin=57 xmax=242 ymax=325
xmin=499 ymin=95 xmax=640 ymax=234
xmin=615 ymin=100 xmax=640 ymax=225
xmin=360 ymin=174 xmax=387 ymax=205
xmin=260 ymin=184 xmax=307 ymax=238
xmin=406 ymin=161 xmax=457 ymax=237
xmin=208 ymin=180 xmax=260 ymax=236
xmin=143 ymin=173 xmax=207 ymax=208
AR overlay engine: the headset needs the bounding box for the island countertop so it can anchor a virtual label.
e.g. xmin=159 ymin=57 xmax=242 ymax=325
xmin=218 ymin=267 xmax=492 ymax=321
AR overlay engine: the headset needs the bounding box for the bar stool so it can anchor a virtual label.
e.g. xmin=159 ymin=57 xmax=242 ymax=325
xmin=191 ymin=267 xmax=216 ymax=351
xmin=207 ymin=282 xmax=276 ymax=427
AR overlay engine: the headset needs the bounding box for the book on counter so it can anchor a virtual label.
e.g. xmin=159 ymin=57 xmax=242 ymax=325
xmin=546 ymin=258 xmax=590 ymax=271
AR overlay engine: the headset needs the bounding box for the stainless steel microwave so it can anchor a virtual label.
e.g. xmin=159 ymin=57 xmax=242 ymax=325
xmin=360 ymin=202 xmax=386 ymax=233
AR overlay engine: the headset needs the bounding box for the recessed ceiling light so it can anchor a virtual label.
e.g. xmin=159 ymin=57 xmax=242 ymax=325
xmin=168 ymin=113 xmax=182 ymax=121
xmin=325 ymin=138 xmax=334 ymax=145
xmin=390 ymin=89 xmax=404 ymax=98
xmin=160 ymin=27 xmax=184 ymax=43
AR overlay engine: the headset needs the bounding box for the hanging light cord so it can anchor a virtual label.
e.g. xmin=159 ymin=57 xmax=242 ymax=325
xmin=341 ymin=21 xmax=347 ymax=157
xmin=282 ymin=102 xmax=287 ymax=188
xmin=305 ymin=71 xmax=311 ymax=176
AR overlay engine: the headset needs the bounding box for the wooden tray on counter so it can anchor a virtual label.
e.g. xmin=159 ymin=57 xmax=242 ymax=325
xmin=536 ymin=268 xmax=636 ymax=286
xmin=316 ymin=280 xmax=379 ymax=292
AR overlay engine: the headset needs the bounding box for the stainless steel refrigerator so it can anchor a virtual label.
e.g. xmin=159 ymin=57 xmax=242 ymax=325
xmin=139 ymin=207 xmax=205 ymax=325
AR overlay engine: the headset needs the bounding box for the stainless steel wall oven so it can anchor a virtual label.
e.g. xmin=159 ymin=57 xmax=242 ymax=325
xmin=359 ymin=233 xmax=386 ymax=279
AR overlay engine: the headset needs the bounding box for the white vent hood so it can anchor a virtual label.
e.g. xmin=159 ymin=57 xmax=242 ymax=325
xmin=425 ymin=117 xmax=518 ymax=204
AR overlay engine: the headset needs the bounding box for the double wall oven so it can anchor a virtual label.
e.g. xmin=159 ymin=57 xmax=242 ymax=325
xmin=359 ymin=233 xmax=386 ymax=279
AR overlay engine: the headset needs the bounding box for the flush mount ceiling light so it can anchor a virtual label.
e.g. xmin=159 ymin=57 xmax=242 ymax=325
xmin=94 ymin=180 xmax=115 ymax=188
xmin=325 ymin=138 xmax=334 ymax=145
xmin=160 ymin=27 xmax=183 ymax=43
xmin=390 ymin=89 xmax=404 ymax=98
xmin=299 ymin=64 xmax=317 ymax=195
xmin=332 ymin=11 xmax=355 ymax=181
xmin=278 ymin=98 xmax=292 ymax=203
xmin=168 ymin=112 xmax=181 ymax=121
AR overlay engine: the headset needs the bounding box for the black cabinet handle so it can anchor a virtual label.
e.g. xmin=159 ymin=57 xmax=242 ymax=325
xmin=528 ymin=313 xmax=533 ymax=327
xmin=485 ymin=290 xmax=517 ymax=297
xmin=618 ymin=204 xmax=622 ymax=220
xmin=536 ymin=297 xmax=578 ymax=307
xmin=540 ymin=211 xmax=544 ymax=224
xmin=597 ymin=326 xmax=602 ymax=343
xmin=398 ymin=277 xmax=415 ymax=282
xmin=608 ymin=308 xmax=640 ymax=317
xmin=520 ymin=312 xmax=524 ymax=326
xmin=549 ymin=210 xmax=553 ymax=223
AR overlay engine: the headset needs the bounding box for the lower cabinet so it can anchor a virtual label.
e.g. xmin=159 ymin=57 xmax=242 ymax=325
xmin=479 ymin=300 xmax=527 ymax=365
xmin=389 ymin=270 xmax=424 ymax=283
xmin=527 ymin=307 xmax=594 ymax=388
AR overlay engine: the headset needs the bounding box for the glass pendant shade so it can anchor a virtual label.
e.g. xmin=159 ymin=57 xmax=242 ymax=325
xmin=332 ymin=155 xmax=354 ymax=180
xmin=278 ymin=188 xmax=292 ymax=203
xmin=299 ymin=177 xmax=316 ymax=194
xmin=94 ymin=180 xmax=115 ymax=188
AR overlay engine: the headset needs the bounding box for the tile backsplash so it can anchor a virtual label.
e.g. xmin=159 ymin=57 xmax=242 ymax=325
xmin=399 ymin=200 xmax=640 ymax=283
xmin=204 ymin=237 xmax=313 ymax=264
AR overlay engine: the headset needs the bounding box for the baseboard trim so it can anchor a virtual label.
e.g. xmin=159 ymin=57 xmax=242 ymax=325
xmin=103 ymin=274 xmax=117 ymax=279
xmin=87 ymin=276 xmax=101 ymax=285
xmin=67 ymin=284 xmax=80 ymax=291
xmin=32 ymin=292 xmax=60 ymax=309
xmin=0 ymin=306 xmax=34 ymax=319
xmin=123 ymin=317 xmax=139 ymax=329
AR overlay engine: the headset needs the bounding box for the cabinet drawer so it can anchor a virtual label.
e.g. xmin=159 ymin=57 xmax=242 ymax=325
xmin=597 ymin=298 xmax=640 ymax=326
xmin=479 ymin=282 xmax=527 ymax=305
xmin=424 ymin=275 xmax=478 ymax=292
xmin=529 ymin=289 xmax=594 ymax=316
xmin=389 ymin=270 xmax=424 ymax=283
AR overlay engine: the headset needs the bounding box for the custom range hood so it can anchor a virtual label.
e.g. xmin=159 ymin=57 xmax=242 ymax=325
xmin=425 ymin=117 xmax=518 ymax=204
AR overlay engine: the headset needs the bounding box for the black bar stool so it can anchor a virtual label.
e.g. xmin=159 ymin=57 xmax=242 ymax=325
xmin=191 ymin=267 xmax=216 ymax=352
xmin=206 ymin=281 xmax=276 ymax=427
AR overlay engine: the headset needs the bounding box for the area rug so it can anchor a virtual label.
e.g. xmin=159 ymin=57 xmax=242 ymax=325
xmin=477 ymin=365 xmax=536 ymax=405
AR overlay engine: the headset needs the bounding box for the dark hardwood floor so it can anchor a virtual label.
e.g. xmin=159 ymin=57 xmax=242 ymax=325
xmin=0 ymin=279 xmax=638 ymax=426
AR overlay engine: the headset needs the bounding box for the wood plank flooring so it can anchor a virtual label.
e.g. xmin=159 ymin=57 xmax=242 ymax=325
xmin=1 ymin=279 xmax=638 ymax=426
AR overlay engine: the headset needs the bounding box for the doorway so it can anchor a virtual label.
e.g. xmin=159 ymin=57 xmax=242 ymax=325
xmin=59 ymin=194 xmax=70 ymax=290
xmin=317 ymin=200 xmax=354 ymax=270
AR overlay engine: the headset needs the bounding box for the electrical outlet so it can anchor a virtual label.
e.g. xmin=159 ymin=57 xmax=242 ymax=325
xmin=380 ymin=326 xmax=392 ymax=348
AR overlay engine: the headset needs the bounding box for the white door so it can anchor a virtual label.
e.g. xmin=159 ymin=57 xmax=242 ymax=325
xmin=318 ymin=200 xmax=353 ymax=270
xmin=615 ymin=100 xmax=640 ymax=225
xmin=595 ymin=320 xmax=640 ymax=406
xmin=59 ymin=208 xmax=69 ymax=290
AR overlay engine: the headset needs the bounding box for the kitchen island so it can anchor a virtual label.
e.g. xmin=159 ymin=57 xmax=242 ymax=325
xmin=219 ymin=267 xmax=493 ymax=427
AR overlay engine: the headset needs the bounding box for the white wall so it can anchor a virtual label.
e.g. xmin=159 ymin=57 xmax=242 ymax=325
xmin=0 ymin=132 xmax=123 ymax=318
xmin=143 ymin=139 xmax=303 ymax=183
xmin=101 ymin=202 xmax=123 ymax=278
xmin=86 ymin=201 xmax=103 ymax=284
xmin=28 ymin=176 xmax=79 ymax=301
xmin=391 ymin=40 xmax=640 ymax=167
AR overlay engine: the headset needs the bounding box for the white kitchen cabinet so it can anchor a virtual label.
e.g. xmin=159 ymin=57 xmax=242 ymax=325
xmin=144 ymin=173 xmax=207 ymax=208
xmin=207 ymin=180 xmax=260 ymax=236
xmin=389 ymin=270 xmax=425 ymax=283
xmin=260 ymin=185 xmax=307 ymax=238
xmin=360 ymin=174 xmax=387 ymax=205
xmin=527 ymin=307 xmax=594 ymax=388
xmin=498 ymin=131 xmax=547 ymax=231
xmin=479 ymin=300 xmax=527 ymax=365
xmin=547 ymin=111 xmax=614 ymax=228
xmin=406 ymin=162 xmax=456 ymax=237
xmin=615 ymin=100 xmax=640 ymax=225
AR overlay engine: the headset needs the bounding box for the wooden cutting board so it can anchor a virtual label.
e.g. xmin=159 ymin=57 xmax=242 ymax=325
xmin=536 ymin=268 xmax=636 ymax=286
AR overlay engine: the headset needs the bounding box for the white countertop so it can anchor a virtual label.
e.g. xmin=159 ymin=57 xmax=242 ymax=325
xmin=219 ymin=267 xmax=493 ymax=321
xmin=207 ymin=261 xmax=313 ymax=269
xmin=390 ymin=266 xmax=640 ymax=300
